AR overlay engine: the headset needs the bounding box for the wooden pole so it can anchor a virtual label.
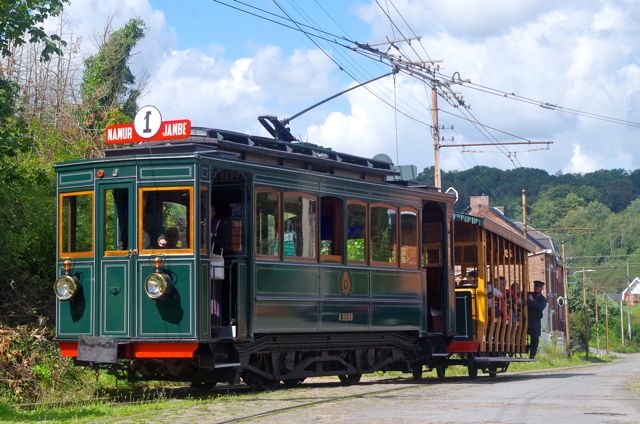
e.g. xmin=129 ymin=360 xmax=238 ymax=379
xmin=605 ymin=294 xmax=609 ymax=354
xmin=583 ymin=269 xmax=589 ymax=360
xmin=431 ymin=84 xmax=440 ymax=190
xmin=562 ymin=242 xmax=570 ymax=356
xmin=594 ymin=285 xmax=599 ymax=356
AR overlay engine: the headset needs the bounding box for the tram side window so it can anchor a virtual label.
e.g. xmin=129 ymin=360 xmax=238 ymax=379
xmin=60 ymin=191 xmax=94 ymax=256
xmin=370 ymin=204 xmax=397 ymax=266
xmin=140 ymin=188 xmax=192 ymax=251
xmin=104 ymin=188 xmax=129 ymax=251
xmin=255 ymin=189 xmax=280 ymax=257
xmin=400 ymin=208 xmax=418 ymax=268
xmin=320 ymin=196 xmax=343 ymax=262
xmin=346 ymin=201 xmax=366 ymax=263
xmin=283 ymin=192 xmax=317 ymax=259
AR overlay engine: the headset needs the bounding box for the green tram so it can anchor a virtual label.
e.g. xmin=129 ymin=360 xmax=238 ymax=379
xmin=54 ymin=121 xmax=456 ymax=388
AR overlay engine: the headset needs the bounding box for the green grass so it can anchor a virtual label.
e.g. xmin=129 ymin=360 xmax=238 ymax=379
xmin=0 ymin=397 xmax=205 ymax=423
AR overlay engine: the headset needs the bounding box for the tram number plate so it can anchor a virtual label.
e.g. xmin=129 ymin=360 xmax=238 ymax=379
xmin=338 ymin=312 xmax=354 ymax=322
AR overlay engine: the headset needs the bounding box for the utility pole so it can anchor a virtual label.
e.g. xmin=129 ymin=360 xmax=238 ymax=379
xmin=354 ymin=42 xmax=553 ymax=191
xmin=431 ymin=84 xmax=440 ymax=190
xmin=574 ymin=269 xmax=596 ymax=359
xmin=522 ymin=189 xmax=527 ymax=240
xmin=594 ymin=284 xmax=599 ymax=356
xmin=620 ymin=295 xmax=625 ymax=347
xmin=583 ymin=270 xmax=588 ymax=360
xmin=605 ymin=293 xmax=609 ymax=354
xmin=562 ymin=242 xmax=570 ymax=355
xmin=626 ymin=259 xmax=632 ymax=341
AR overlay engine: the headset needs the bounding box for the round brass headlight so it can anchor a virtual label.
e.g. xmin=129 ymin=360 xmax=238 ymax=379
xmin=144 ymin=272 xmax=172 ymax=299
xmin=54 ymin=275 xmax=78 ymax=300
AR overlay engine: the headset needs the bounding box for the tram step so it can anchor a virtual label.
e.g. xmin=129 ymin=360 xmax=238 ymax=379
xmin=214 ymin=362 xmax=241 ymax=369
xmin=473 ymin=356 xmax=533 ymax=363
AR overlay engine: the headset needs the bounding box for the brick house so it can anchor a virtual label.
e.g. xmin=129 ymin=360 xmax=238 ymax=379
xmin=622 ymin=277 xmax=640 ymax=305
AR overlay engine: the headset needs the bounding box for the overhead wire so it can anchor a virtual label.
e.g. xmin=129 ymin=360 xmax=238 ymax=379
xmin=279 ymin=0 xmax=526 ymax=196
xmin=219 ymin=0 xmax=431 ymax=128
xmin=369 ymin=0 xmax=526 ymax=167
xmin=213 ymin=0 xmax=640 ymax=175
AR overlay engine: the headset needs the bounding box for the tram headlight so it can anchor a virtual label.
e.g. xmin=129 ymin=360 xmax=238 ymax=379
xmin=144 ymin=272 xmax=172 ymax=299
xmin=54 ymin=275 xmax=78 ymax=300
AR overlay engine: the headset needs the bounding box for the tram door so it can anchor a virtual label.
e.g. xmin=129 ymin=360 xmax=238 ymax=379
xmin=210 ymin=171 xmax=246 ymax=337
xmin=96 ymin=180 xmax=136 ymax=338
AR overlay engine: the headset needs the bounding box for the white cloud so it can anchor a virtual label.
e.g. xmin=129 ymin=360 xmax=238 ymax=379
xmin=53 ymin=0 xmax=640 ymax=175
xmin=567 ymin=144 xmax=599 ymax=174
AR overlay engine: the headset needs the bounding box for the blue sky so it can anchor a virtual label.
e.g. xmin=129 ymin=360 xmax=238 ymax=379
xmin=53 ymin=1 xmax=640 ymax=176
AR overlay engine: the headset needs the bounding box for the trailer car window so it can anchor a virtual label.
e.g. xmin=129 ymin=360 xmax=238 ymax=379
xmin=320 ymin=196 xmax=343 ymax=262
xmin=283 ymin=192 xmax=317 ymax=260
xmin=346 ymin=201 xmax=367 ymax=263
xmin=370 ymin=204 xmax=397 ymax=266
xmin=400 ymin=208 xmax=418 ymax=268
xmin=255 ymin=189 xmax=280 ymax=257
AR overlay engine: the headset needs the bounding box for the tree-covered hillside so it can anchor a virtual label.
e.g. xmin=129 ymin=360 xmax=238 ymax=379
xmin=417 ymin=165 xmax=640 ymax=294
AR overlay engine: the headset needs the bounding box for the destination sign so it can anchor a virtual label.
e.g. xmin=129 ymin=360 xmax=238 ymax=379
xmin=105 ymin=106 xmax=191 ymax=144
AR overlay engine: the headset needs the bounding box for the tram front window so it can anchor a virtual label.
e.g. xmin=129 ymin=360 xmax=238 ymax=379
xmin=140 ymin=188 xmax=192 ymax=251
xmin=104 ymin=188 xmax=129 ymax=251
xmin=60 ymin=191 xmax=94 ymax=256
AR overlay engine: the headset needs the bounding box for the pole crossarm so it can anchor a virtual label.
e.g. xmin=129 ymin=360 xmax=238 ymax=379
xmin=440 ymin=141 xmax=553 ymax=148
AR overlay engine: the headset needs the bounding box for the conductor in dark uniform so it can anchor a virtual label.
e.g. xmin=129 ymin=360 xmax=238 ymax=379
xmin=527 ymin=280 xmax=548 ymax=359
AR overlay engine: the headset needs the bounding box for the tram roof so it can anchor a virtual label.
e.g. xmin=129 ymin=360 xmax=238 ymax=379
xmin=103 ymin=126 xmax=400 ymax=179
xmin=454 ymin=212 xmax=538 ymax=252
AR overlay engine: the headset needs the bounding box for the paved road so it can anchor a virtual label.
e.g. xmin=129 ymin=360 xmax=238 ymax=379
xmin=325 ymin=355 xmax=640 ymax=424
xmin=155 ymin=354 xmax=640 ymax=424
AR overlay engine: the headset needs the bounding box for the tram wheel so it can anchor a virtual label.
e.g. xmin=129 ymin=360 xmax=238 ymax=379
xmin=338 ymin=373 xmax=362 ymax=385
xmin=190 ymin=380 xmax=217 ymax=390
xmin=282 ymin=378 xmax=305 ymax=388
xmin=242 ymin=372 xmax=281 ymax=391
xmin=467 ymin=358 xmax=478 ymax=379
xmin=411 ymin=363 xmax=424 ymax=381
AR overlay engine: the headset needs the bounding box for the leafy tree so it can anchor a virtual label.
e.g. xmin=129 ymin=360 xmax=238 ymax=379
xmin=568 ymin=169 xmax=636 ymax=213
xmin=0 ymin=79 xmax=31 ymax=158
xmin=0 ymin=0 xmax=68 ymax=61
xmin=80 ymin=18 xmax=146 ymax=134
xmin=528 ymin=185 xmax=599 ymax=229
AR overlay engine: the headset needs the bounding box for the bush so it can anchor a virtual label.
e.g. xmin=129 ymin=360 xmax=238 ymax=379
xmin=0 ymin=324 xmax=79 ymax=404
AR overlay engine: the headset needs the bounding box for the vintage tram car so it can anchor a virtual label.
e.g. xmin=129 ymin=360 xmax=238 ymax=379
xmin=445 ymin=211 xmax=538 ymax=378
xmin=54 ymin=118 xmax=457 ymax=388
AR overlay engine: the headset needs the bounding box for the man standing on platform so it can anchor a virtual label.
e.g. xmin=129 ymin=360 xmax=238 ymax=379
xmin=527 ymin=280 xmax=547 ymax=359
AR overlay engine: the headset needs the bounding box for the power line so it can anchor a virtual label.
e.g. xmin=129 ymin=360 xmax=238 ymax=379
xmin=212 ymin=0 xmax=640 ymax=172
